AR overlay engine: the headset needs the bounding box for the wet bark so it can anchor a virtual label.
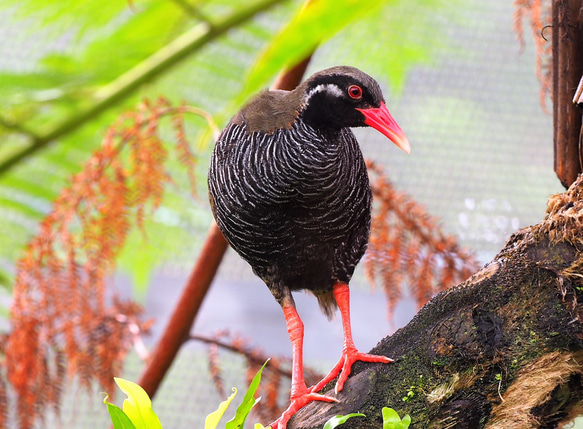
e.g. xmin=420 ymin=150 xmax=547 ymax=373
xmin=290 ymin=176 xmax=583 ymax=429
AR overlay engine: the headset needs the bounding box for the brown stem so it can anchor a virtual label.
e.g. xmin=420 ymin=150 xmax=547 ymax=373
xmin=136 ymin=56 xmax=314 ymax=399
xmin=272 ymin=55 xmax=314 ymax=91
xmin=189 ymin=333 xmax=294 ymax=380
xmin=137 ymin=222 xmax=228 ymax=396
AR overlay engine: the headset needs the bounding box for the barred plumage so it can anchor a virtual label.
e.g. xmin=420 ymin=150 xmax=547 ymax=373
xmin=210 ymin=116 xmax=371 ymax=316
xmin=208 ymin=66 xmax=410 ymax=429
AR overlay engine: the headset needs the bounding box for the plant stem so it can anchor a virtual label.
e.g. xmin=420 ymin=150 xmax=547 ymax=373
xmin=136 ymin=223 xmax=228 ymax=397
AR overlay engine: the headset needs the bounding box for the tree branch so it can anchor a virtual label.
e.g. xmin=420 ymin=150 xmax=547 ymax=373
xmin=290 ymin=177 xmax=583 ymax=429
xmin=136 ymin=223 xmax=228 ymax=397
xmin=0 ymin=0 xmax=286 ymax=177
xmin=189 ymin=333 xmax=295 ymax=380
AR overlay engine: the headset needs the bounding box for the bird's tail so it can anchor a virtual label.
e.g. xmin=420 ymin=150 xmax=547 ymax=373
xmin=312 ymin=290 xmax=338 ymax=320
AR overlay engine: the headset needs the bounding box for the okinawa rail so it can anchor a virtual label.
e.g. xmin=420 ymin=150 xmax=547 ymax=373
xmin=208 ymin=66 xmax=410 ymax=428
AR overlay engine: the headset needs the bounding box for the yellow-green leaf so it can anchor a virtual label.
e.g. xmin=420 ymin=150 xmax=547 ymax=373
xmin=382 ymin=407 xmax=411 ymax=429
xmin=225 ymin=359 xmax=270 ymax=429
xmin=114 ymin=378 xmax=162 ymax=429
xmin=103 ymin=393 xmax=137 ymax=429
xmin=205 ymin=388 xmax=238 ymax=429
xmin=241 ymin=0 xmax=386 ymax=102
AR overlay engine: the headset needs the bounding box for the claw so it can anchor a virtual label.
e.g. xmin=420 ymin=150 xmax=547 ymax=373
xmin=271 ymin=285 xmax=392 ymax=429
xmin=308 ymin=283 xmax=394 ymax=394
xmin=271 ymin=389 xmax=338 ymax=429
xmin=312 ymin=347 xmax=393 ymax=394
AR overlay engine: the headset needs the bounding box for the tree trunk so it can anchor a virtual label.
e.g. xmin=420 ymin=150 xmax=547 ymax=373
xmin=289 ymin=175 xmax=583 ymax=429
xmin=553 ymin=0 xmax=583 ymax=188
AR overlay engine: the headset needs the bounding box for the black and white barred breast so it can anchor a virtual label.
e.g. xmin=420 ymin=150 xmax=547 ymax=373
xmin=208 ymin=114 xmax=371 ymax=314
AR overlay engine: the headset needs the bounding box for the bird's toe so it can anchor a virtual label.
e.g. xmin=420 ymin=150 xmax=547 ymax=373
xmin=271 ymin=390 xmax=338 ymax=429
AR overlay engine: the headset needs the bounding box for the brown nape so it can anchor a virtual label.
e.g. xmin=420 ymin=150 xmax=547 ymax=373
xmin=234 ymin=89 xmax=304 ymax=134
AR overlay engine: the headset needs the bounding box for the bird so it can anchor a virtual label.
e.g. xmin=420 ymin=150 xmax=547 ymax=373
xmin=208 ymin=66 xmax=410 ymax=428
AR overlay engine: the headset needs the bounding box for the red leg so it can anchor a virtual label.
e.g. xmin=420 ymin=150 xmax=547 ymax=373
xmin=312 ymin=283 xmax=393 ymax=394
xmin=271 ymin=304 xmax=338 ymax=429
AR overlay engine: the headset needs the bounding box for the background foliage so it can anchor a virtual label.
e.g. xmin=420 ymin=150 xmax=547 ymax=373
xmin=0 ymin=0 xmax=565 ymax=427
xmin=0 ymin=0 xmax=452 ymax=295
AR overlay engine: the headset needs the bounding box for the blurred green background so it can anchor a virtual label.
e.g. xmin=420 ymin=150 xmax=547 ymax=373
xmin=0 ymin=0 xmax=575 ymax=427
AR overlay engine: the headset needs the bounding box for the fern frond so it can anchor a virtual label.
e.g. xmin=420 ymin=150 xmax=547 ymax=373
xmin=4 ymin=98 xmax=206 ymax=427
xmin=513 ymin=0 xmax=552 ymax=110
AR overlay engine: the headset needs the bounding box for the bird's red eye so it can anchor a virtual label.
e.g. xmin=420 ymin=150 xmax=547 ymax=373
xmin=348 ymin=85 xmax=363 ymax=99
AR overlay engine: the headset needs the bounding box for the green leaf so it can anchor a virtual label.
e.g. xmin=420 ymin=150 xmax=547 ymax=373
xmin=104 ymin=394 xmax=137 ymax=429
xmin=323 ymin=413 xmax=365 ymax=429
xmin=205 ymin=388 xmax=238 ymax=429
xmin=241 ymin=0 xmax=388 ymax=102
xmin=0 ymin=268 xmax=12 ymax=290
xmin=382 ymin=407 xmax=411 ymax=429
xmin=225 ymin=359 xmax=270 ymax=429
xmin=114 ymin=378 xmax=163 ymax=429
xmin=0 ymin=0 xmax=130 ymax=34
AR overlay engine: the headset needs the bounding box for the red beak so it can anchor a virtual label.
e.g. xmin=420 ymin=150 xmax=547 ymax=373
xmin=358 ymin=102 xmax=411 ymax=154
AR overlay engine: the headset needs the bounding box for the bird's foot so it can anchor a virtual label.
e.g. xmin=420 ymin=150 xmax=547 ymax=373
xmin=312 ymin=347 xmax=393 ymax=394
xmin=270 ymin=388 xmax=338 ymax=429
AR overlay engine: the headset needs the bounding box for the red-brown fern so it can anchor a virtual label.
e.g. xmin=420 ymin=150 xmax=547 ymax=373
xmin=514 ymin=0 xmax=552 ymax=109
xmin=4 ymin=97 xmax=208 ymax=429
xmin=365 ymin=161 xmax=478 ymax=319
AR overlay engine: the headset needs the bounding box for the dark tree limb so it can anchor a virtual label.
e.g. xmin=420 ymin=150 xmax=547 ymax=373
xmin=290 ymin=175 xmax=583 ymax=429
xmin=553 ymin=0 xmax=583 ymax=188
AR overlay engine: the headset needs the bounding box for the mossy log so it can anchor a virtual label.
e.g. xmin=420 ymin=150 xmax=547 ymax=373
xmin=290 ymin=176 xmax=583 ymax=429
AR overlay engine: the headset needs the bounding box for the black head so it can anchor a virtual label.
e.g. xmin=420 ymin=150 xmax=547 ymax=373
xmin=297 ymin=66 xmax=410 ymax=153
xmin=299 ymin=66 xmax=383 ymax=129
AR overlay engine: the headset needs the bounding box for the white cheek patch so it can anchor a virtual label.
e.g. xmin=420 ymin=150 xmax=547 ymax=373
xmin=305 ymin=83 xmax=344 ymax=103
